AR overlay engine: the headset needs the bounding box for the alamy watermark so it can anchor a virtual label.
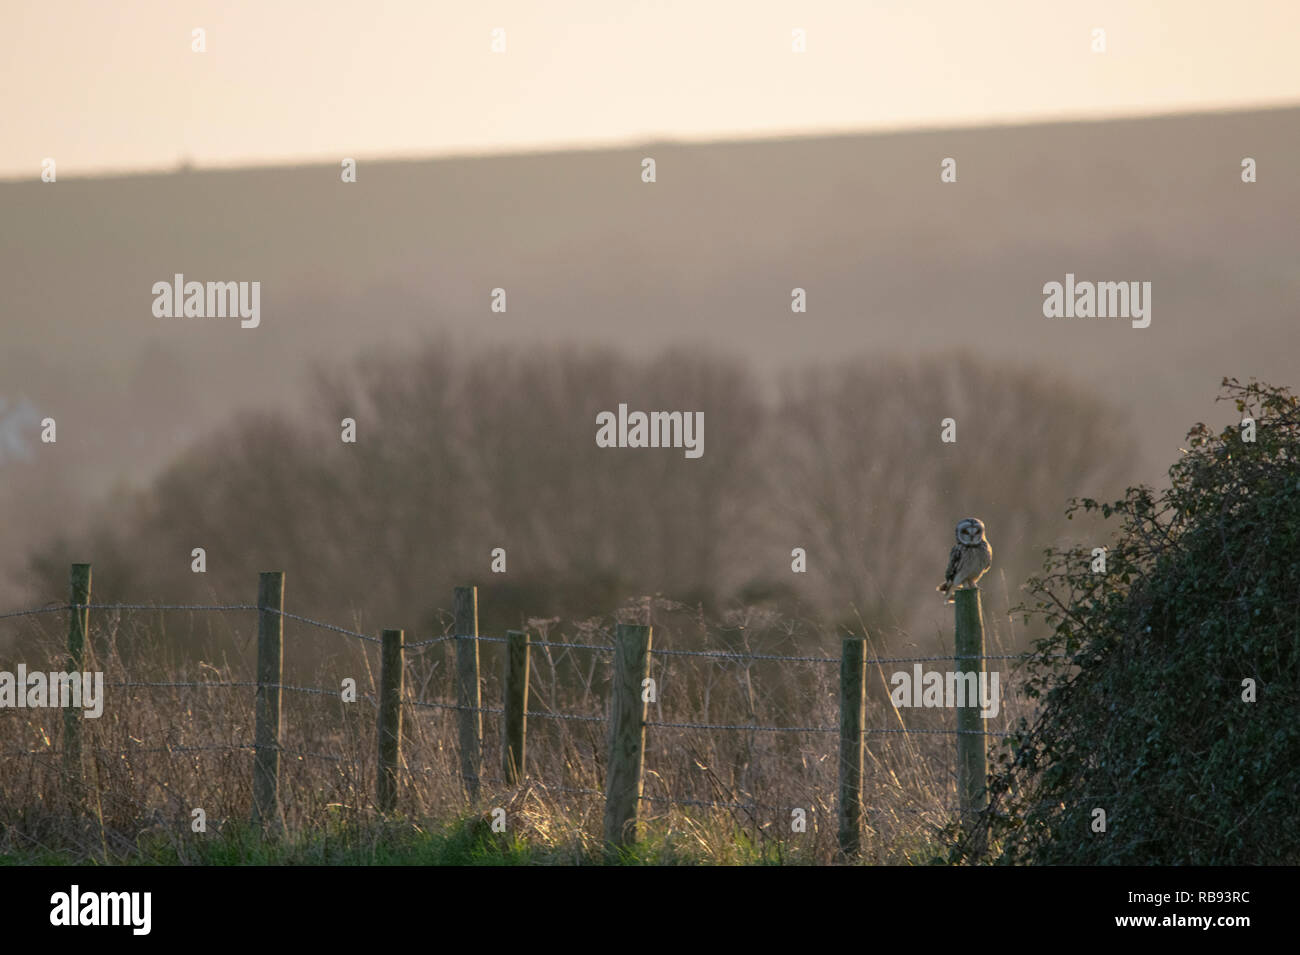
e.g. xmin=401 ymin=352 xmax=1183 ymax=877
xmin=595 ymin=404 xmax=704 ymax=458
xmin=889 ymin=664 xmax=1000 ymax=718
xmin=1042 ymin=273 xmax=1150 ymax=328
xmin=50 ymin=886 xmax=150 ymax=935
xmin=152 ymin=274 xmax=260 ymax=328
xmin=0 ymin=666 xmax=104 ymax=718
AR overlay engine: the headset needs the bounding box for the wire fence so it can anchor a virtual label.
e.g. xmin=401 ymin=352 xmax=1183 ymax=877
xmin=11 ymin=601 xmax=1068 ymax=668
xmin=1 ymin=592 xmax=1061 ymax=823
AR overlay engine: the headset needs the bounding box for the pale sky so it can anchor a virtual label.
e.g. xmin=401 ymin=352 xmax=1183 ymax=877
xmin=4 ymin=0 xmax=1299 ymax=179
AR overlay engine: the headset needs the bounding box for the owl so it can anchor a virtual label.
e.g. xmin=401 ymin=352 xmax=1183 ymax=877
xmin=937 ymin=518 xmax=993 ymax=603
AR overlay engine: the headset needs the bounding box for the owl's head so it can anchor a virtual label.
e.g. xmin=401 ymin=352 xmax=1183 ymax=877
xmin=955 ymin=518 xmax=986 ymax=545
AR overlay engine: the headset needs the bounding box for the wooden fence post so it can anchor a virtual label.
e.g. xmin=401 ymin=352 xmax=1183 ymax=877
xmin=954 ymin=587 xmax=989 ymax=854
xmin=838 ymin=636 xmax=865 ymax=858
xmin=63 ymin=563 xmax=92 ymax=802
xmin=604 ymin=623 xmax=652 ymax=850
xmin=453 ymin=585 xmax=482 ymax=800
xmin=377 ymin=628 xmax=404 ymax=812
xmin=252 ymin=571 xmax=284 ymax=832
xmin=502 ymin=629 xmax=529 ymax=784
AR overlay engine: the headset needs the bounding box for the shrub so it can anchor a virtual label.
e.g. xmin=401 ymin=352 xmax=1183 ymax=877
xmin=969 ymin=377 xmax=1300 ymax=865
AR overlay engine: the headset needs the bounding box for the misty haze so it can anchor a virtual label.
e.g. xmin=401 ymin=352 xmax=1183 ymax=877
xmin=2 ymin=2 xmax=1298 ymax=882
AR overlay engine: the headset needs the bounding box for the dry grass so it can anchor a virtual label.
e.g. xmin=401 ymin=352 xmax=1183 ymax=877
xmin=0 ymin=594 xmax=1032 ymax=865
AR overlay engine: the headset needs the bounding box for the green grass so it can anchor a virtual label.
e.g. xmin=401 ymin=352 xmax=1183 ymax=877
xmin=0 ymin=811 xmax=948 ymax=865
xmin=3 ymin=816 xmax=544 ymax=866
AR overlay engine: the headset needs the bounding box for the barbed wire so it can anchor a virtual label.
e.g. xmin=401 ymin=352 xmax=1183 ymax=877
xmin=403 ymin=633 xmax=511 ymax=648
xmin=0 ymin=601 xmax=1073 ymax=665
xmin=864 ymin=727 xmax=1014 ymax=737
xmin=530 ymin=639 xmax=615 ymax=652
xmin=403 ymin=634 xmax=454 ymax=648
xmin=405 ymin=698 xmax=504 ymax=714
xmin=108 ymin=680 xmax=241 ymax=689
xmin=268 ymin=609 xmax=383 ymax=644
xmin=654 ymin=647 xmax=839 ymax=664
xmin=109 ymin=680 xmax=330 ymax=696
xmin=2 ymin=749 xmax=62 ymax=757
xmin=105 ymin=680 xmax=605 ymax=721
xmin=47 ymin=677 xmax=1019 ymax=737
xmin=527 ymin=710 xmax=607 ymax=724
xmin=400 ymin=766 xmax=507 ymax=785
xmin=647 ymin=719 xmax=836 ymax=734
xmin=539 ymin=784 xmax=604 ymax=797
xmin=2 ymin=743 xmax=256 ymax=758
xmin=102 ymin=744 xmax=256 ymax=755
xmin=641 ymin=794 xmax=983 ymax=814
xmin=625 ymin=647 xmax=1069 ymax=666
xmin=417 ymin=633 xmax=506 ymax=649
xmin=642 ymin=794 xmax=760 ymax=811
xmin=0 ymin=606 xmax=70 ymax=621
xmin=0 ymin=742 xmax=1030 ymax=819
xmin=78 ymin=603 xmax=257 ymax=612
xmin=5 ymin=743 xmax=351 ymax=761
xmin=280 ymin=749 xmax=349 ymax=763
xmin=0 ymin=736 xmax=1090 ymax=814
xmin=398 ymin=635 xmax=618 ymax=651
xmin=645 ymin=719 xmax=1012 ymax=737
xmin=385 ymin=773 xmax=958 ymax=819
xmin=870 ymin=652 xmax=1070 ymax=663
xmin=867 ymin=805 xmax=979 ymax=815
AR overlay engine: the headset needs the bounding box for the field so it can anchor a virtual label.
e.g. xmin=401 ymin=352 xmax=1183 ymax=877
xmin=0 ymin=586 xmax=1031 ymax=865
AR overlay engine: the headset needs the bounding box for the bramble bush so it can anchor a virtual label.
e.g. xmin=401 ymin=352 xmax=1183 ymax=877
xmin=963 ymin=377 xmax=1300 ymax=865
